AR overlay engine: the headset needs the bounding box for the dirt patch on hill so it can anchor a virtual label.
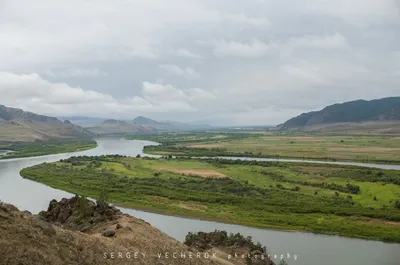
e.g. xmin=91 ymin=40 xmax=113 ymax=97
xmin=357 ymin=217 xmax=400 ymax=228
xmin=174 ymin=203 xmax=208 ymax=212
xmin=159 ymin=168 xmax=229 ymax=178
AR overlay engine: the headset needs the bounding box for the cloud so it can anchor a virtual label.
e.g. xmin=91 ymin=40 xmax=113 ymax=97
xmin=223 ymin=13 xmax=270 ymax=27
xmin=45 ymin=68 xmax=109 ymax=78
xmin=305 ymin=0 xmax=400 ymax=25
xmin=257 ymin=0 xmax=400 ymax=25
xmin=210 ymin=39 xmax=271 ymax=58
xmin=0 ymin=0 xmax=398 ymax=125
xmin=287 ymin=32 xmax=349 ymax=50
xmin=159 ymin=65 xmax=200 ymax=80
xmin=0 ymin=72 xmax=214 ymax=116
xmin=139 ymin=82 xmax=214 ymax=107
xmin=174 ymin=49 xmax=203 ymax=59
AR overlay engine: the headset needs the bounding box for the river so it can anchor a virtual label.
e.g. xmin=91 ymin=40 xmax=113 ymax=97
xmin=0 ymin=138 xmax=399 ymax=265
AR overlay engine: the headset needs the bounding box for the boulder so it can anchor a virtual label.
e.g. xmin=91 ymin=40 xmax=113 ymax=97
xmin=104 ymin=208 xmax=114 ymax=217
xmin=102 ymin=229 xmax=116 ymax=237
xmin=41 ymin=196 xmax=123 ymax=230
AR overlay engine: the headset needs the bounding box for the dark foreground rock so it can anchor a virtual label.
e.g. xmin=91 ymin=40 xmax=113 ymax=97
xmin=40 ymin=195 xmax=123 ymax=230
xmin=185 ymin=230 xmax=275 ymax=265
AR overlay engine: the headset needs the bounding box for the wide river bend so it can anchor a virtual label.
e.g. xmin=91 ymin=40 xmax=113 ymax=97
xmin=0 ymin=138 xmax=398 ymax=265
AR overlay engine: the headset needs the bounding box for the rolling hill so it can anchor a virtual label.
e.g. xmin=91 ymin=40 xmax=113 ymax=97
xmin=278 ymin=97 xmax=400 ymax=131
xmin=132 ymin=116 xmax=160 ymax=126
xmin=0 ymin=105 xmax=95 ymax=142
xmin=86 ymin=119 xmax=157 ymax=136
xmin=133 ymin=116 xmax=212 ymax=131
xmin=58 ymin=116 xmax=108 ymax=127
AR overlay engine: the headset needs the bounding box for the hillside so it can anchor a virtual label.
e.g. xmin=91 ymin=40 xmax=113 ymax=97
xmin=278 ymin=97 xmax=400 ymax=130
xmin=0 ymin=196 xmax=274 ymax=265
xmin=133 ymin=116 xmax=212 ymax=131
xmin=0 ymin=105 xmax=95 ymax=142
xmin=87 ymin=119 xmax=157 ymax=136
xmin=133 ymin=116 xmax=160 ymax=126
xmin=58 ymin=116 xmax=108 ymax=127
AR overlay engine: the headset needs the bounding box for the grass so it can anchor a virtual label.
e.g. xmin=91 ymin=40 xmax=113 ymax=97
xmin=20 ymin=155 xmax=400 ymax=243
xmin=128 ymin=133 xmax=400 ymax=164
xmin=0 ymin=140 xmax=97 ymax=159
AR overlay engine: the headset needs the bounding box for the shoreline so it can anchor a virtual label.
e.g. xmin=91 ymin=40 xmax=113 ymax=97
xmin=0 ymin=142 xmax=98 ymax=160
xmin=141 ymin=150 xmax=400 ymax=170
xmin=144 ymin=150 xmax=400 ymax=166
xmin=13 ymin=138 xmax=400 ymax=244
xmin=114 ymin=202 xmax=399 ymax=244
xmin=19 ymin=168 xmax=400 ymax=244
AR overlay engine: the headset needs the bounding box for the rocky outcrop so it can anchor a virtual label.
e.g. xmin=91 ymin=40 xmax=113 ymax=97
xmin=40 ymin=196 xmax=122 ymax=230
xmin=1 ymin=197 xmax=275 ymax=265
xmin=185 ymin=231 xmax=275 ymax=265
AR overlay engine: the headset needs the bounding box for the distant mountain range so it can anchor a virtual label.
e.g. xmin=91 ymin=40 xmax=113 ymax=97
xmin=0 ymin=105 xmax=95 ymax=142
xmin=133 ymin=116 xmax=212 ymax=131
xmin=85 ymin=116 xmax=212 ymax=136
xmin=132 ymin=116 xmax=160 ymax=126
xmin=57 ymin=116 xmax=107 ymax=127
xmin=278 ymin=97 xmax=400 ymax=130
xmin=56 ymin=115 xmax=212 ymax=136
xmin=86 ymin=119 xmax=157 ymax=136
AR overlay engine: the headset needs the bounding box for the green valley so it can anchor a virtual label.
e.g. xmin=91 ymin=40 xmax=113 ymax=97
xmin=20 ymin=155 xmax=400 ymax=243
xmin=127 ymin=133 xmax=400 ymax=164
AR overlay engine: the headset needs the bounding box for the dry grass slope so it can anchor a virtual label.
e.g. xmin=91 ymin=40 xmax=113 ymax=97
xmin=0 ymin=200 xmax=255 ymax=265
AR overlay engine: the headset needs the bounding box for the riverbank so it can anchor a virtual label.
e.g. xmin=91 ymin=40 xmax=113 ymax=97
xmin=127 ymin=133 xmax=400 ymax=165
xmin=0 ymin=140 xmax=98 ymax=160
xmin=20 ymin=155 xmax=400 ymax=243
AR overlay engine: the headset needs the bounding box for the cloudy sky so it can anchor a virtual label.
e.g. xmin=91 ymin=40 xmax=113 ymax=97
xmin=1 ymin=0 xmax=399 ymax=125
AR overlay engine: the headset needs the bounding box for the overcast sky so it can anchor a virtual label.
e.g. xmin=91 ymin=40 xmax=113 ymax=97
xmin=1 ymin=0 xmax=399 ymax=125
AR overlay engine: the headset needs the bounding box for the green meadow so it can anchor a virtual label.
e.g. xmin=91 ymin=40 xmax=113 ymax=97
xmin=128 ymin=133 xmax=400 ymax=163
xmin=20 ymin=155 xmax=400 ymax=242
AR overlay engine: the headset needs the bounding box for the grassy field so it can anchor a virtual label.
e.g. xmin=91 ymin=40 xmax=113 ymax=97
xmin=20 ymin=155 xmax=400 ymax=242
xmin=128 ymin=133 xmax=400 ymax=164
xmin=0 ymin=140 xmax=97 ymax=159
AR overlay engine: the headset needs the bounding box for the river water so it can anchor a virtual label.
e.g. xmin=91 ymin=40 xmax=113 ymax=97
xmin=0 ymin=138 xmax=398 ymax=265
